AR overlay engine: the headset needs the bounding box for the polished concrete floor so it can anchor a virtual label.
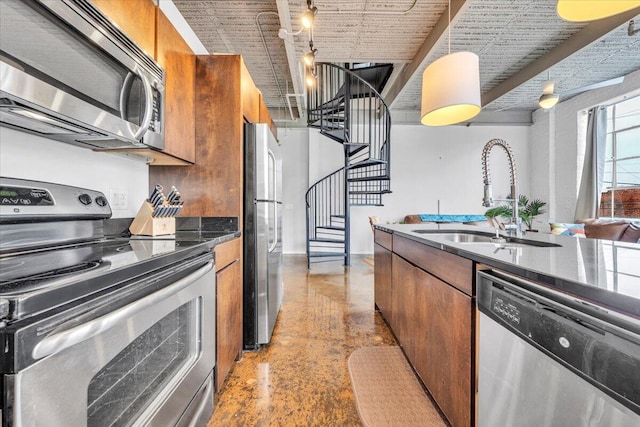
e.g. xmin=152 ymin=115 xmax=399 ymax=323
xmin=207 ymin=255 xmax=398 ymax=426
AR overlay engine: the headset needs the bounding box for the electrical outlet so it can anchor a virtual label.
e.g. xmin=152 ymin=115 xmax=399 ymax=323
xmin=110 ymin=189 xmax=128 ymax=210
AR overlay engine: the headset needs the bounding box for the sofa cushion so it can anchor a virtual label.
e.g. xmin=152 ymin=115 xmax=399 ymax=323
xmin=550 ymin=223 xmax=586 ymax=237
xmin=620 ymin=222 xmax=640 ymax=243
xmin=578 ymin=219 xmax=629 ymax=241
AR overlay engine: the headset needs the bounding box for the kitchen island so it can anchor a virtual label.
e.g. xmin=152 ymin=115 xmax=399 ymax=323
xmin=373 ymin=223 xmax=640 ymax=427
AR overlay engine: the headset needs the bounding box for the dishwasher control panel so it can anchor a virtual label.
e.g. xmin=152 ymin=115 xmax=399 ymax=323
xmin=492 ymin=296 xmax=521 ymax=324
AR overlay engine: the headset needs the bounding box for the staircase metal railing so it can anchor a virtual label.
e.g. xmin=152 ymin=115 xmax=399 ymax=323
xmin=306 ymin=63 xmax=391 ymax=267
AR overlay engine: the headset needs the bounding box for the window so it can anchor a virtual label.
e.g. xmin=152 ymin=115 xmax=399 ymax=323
xmin=600 ymin=95 xmax=640 ymax=219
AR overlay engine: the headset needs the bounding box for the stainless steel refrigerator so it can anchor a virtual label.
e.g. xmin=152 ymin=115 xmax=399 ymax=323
xmin=243 ymin=123 xmax=283 ymax=350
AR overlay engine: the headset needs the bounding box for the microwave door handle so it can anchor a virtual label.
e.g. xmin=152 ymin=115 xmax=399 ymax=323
xmin=119 ymin=70 xmax=154 ymax=141
xmin=31 ymin=261 xmax=213 ymax=360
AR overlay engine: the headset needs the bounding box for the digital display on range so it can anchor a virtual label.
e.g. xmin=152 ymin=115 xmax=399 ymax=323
xmin=0 ymin=186 xmax=54 ymax=206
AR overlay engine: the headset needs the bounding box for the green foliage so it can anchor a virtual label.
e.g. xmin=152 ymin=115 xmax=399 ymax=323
xmin=484 ymin=195 xmax=546 ymax=231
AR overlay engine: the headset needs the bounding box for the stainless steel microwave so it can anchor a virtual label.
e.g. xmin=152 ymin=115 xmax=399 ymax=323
xmin=0 ymin=0 xmax=165 ymax=150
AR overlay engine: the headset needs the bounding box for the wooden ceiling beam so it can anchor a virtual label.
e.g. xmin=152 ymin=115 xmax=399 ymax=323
xmin=276 ymin=0 xmax=304 ymax=106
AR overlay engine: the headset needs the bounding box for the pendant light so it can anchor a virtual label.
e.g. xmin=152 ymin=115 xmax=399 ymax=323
xmin=421 ymin=0 xmax=481 ymax=126
xmin=538 ymin=73 xmax=559 ymax=109
xmin=557 ymin=0 xmax=640 ymax=22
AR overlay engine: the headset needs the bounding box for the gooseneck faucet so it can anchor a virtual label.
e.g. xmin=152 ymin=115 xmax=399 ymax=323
xmin=481 ymin=138 xmax=521 ymax=236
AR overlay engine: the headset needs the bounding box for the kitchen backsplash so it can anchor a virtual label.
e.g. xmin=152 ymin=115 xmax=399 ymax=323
xmin=0 ymin=127 xmax=149 ymax=218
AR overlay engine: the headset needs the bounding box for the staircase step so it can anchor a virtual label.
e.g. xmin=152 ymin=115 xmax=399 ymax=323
xmin=349 ymin=190 xmax=389 ymax=195
xmin=317 ymin=225 xmax=345 ymax=231
xmin=310 ymin=238 xmax=345 ymax=243
xmin=330 ymin=214 xmax=345 ymax=219
xmin=320 ymin=129 xmax=347 ymax=143
xmin=347 ymin=176 xmax=390 ymax=182
xmin=308 ymin=98 xmax=345 ymax=115
xmin=346 ymin=144 xmax=369 ymax=156
xmin=308 ymin=251 xmax=346 ymax=258
xmin=348 ymin=159 xmax=386 ymax=169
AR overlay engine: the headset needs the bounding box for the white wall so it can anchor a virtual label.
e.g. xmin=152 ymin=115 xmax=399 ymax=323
xmin=279 ymin=128 xmax=309 ymax=254
xmin=306 ymin=124 xmax=530 ymax=254
xmin=0 ymin=127 xmax=149 ymax=218
xmin=529 ymin=69 xmax=640 ymax=223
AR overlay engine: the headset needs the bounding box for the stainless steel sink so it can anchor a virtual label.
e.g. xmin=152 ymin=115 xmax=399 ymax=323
xmin=412 ymin=230 xmax=561 ymax=248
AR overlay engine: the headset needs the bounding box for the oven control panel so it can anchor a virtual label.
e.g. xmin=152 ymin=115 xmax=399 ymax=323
xmin=0 ymin=177 xmax=112 ymax=221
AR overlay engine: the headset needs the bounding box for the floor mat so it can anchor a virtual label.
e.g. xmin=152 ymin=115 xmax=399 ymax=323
xmin=348 ymin=346 xmax=446 ymax=427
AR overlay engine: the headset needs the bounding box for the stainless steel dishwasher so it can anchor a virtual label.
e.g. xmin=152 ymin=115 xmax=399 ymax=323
xmin=477 ymin=270 xmax=640 ymax=427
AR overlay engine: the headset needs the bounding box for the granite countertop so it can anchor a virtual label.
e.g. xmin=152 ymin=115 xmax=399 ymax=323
xmin=375 ymin=223 xmax=640 ymax=318
xmin=105 ymin=216 xmax=240 ymax=255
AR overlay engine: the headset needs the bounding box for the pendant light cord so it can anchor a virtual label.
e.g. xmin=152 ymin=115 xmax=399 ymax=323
xmin=448 ymin=0 xmax=451 ymax=55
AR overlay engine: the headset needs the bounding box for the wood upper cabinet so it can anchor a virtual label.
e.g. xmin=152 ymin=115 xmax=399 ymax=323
xmin=241 ymin=62 xmax=260 ymax=123
xmin=214 ymin=238 xmax=243 ymax=391
xmin=156 ymin=10 xmax=195 ymax=163
xmin=149 ymin=54 xmax=266 ymax=220
xmin=259 ymin=94 xmax=278 ymax=139
xmin=92 ymin=0 xmax=156 ymax=57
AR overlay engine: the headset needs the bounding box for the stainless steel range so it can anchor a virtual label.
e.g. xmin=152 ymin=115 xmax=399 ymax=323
xmin=0 ymin=177 xmax=216 ymax=427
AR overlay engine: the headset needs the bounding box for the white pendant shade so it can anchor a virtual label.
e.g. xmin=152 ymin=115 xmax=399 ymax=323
xmin=557 ymin=0 xmax=640 ymax=22
xmin=421 ymin=51 xmax=481 ymax=126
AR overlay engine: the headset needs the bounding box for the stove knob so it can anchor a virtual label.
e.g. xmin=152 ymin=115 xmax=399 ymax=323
xmin=78 ymin=193 xmax=93 ymax=205
xmin=95 ymin=196 xmax=108 ymax=207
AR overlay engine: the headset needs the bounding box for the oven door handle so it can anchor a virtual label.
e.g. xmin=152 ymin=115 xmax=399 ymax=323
xmin=32 ymin=261 xmax=213 ymax=360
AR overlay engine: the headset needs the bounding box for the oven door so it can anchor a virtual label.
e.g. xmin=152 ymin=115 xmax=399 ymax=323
xmin=5 ymin=260 xmax=215 ymax=427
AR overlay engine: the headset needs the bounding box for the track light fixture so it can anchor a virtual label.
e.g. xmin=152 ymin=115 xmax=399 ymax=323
xmin=301 ymin=1 xmax=319 ymax=72
xmin=301 ymin=6 xmax=317 ymax=29
xmin=303 ymin=49 xmax=317 ymax=67
xmin=306 ymin=69 xmax=316 ymax=87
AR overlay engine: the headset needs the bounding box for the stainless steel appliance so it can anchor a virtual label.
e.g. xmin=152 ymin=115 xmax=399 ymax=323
xmin=0 ymin=0 xmax=164 ymax=150
xmin=243 ymin=123 xmax=283 ymax=349
xmin=0 ymin=177 xmax=215 ymax=427
xmin=477 ymin=270 xmax=640 ymax=427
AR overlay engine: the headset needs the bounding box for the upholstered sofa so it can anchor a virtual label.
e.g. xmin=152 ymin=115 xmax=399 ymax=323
xmin=576 ymin=218 xmax=640 ymax=243
xmin=404 ymin=214 xmax=489 ymax=225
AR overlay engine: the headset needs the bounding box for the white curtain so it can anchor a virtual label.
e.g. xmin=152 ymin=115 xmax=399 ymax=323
xmin=575 ymin=107 xmax=607 ymax=220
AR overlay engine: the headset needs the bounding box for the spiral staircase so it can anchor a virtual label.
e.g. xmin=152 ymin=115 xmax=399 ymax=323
xmin=305 ymin=63 xmax=392 ymax=267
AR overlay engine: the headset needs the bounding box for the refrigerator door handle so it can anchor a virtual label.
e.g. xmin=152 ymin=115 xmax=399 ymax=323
xmin=269 ymin=201 xmax=277 ymax=253
xmin=268 ymin=149 xmax=277 ymax=202
xmin=268 ymin=149 xmax=278 ymax=253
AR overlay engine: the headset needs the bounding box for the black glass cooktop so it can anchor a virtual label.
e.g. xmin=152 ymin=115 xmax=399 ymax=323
xmin=0 ymin=236 xmax=214 ymax=321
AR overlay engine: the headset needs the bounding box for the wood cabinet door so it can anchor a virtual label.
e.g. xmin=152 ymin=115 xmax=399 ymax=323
xmin=216 ymin=259 xmax=243 ymax=391
xmin=92 ymin=0 xmax=156 ymax=57
xmin=156 ymin=10 xmax=196 ymax=163
xmin=241 ymin=60 xmax=260 ymax=123
xmin=413 ymin=268 xmax=472 ymax=427
xmin=391 ymin=254 xmax=418 ymax=361
xmin=374 ymin=243 xmax=392 ymax=321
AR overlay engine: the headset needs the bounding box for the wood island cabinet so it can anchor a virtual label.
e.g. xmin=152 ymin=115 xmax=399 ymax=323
xmin=214 ymin=237 xmax=242 ymax=391
xmin=374 ymin=229 xmax=393 ymax=321
xmin=380 ymin=233 xmax=475 ymax=427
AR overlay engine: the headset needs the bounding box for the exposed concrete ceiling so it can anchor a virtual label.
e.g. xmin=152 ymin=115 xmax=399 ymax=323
xmin=173 ymin=0 xmax=640 ymax=124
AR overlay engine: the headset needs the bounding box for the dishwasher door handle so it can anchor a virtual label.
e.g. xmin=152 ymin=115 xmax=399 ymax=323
xmin=32 ymin=261 xmax=213 ymax=360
